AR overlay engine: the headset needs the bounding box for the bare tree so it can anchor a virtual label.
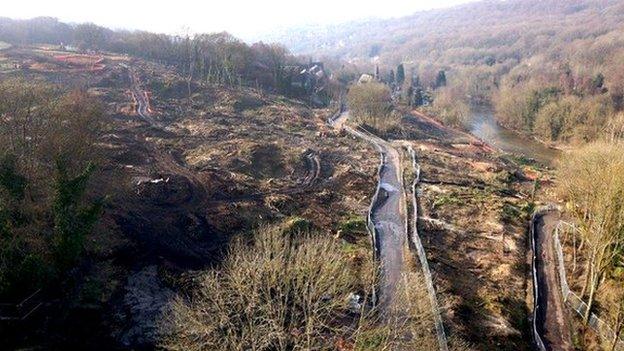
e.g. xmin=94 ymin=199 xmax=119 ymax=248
xmin=558 ymin=142 xmax=624 ymax=322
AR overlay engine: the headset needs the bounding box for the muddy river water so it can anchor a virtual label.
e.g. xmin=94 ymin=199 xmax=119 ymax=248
xmin=469 ymin=107 xmax=560 ymax=166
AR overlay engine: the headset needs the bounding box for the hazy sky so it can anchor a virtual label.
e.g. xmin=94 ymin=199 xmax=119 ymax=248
xmin=4 ymin=0 xmax=477 ymax=38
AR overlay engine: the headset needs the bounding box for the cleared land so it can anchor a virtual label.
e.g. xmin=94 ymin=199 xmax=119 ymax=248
xmin=398 ymin=110 xmax=541 ymax=351
xmin=0 ymin=45 xmax=380 ymax=349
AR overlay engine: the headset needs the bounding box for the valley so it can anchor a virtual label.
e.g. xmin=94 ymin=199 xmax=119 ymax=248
xmin=2 ymin=1 xmax=624 ymax=350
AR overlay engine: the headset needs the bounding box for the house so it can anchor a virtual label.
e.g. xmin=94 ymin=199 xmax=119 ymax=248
xmin=287 ymin=62 xmax=326 ymax=93
xmin=357 ymin=74 xmax=375 ymax=84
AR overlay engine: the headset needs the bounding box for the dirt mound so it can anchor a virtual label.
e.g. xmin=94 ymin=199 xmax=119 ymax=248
xmin=249 ymin=143 xmax=286 ymax=178
xmin=54 ymin=54 xmax=105 ymax=70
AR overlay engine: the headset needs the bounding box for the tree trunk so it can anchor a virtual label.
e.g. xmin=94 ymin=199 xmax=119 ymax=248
xmin=581 ymin=259 xmax=592 ymax=297
xmin=611 ymin=308 xmax=623 ymax=351
xmin=584 ymin=271 xmax=601 ymax=323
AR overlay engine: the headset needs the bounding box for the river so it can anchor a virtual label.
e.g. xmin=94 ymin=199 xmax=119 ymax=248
xmin=469 ymin=107 xmax=560 ymax=166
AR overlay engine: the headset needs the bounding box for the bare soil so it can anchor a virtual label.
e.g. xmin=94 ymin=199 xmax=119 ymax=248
xmin=402 ymin=110 xmax=537 ymax=351
xmin=0 ymin=46 xmax=378 ymax=349
xmin=534 ymin=211 xmax=574 ymax=351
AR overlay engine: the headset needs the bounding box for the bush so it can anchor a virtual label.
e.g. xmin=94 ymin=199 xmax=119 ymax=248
xmin=347 ymin=82 xmax=399 ymax=133
xmin=0 ymin=79 xmax=103 ymax=298
xmin=0 ymin=155 xmax=51 ymax=299
xmin=52 ymin=157 xmax=102 ymax=271
xmin=162 ymin=224 xmax=443 ymax=351
xmin=163 ymin=225 xmax=361 ymax=350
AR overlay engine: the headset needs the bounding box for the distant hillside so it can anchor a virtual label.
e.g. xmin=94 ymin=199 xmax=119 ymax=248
xmin=260 ymin=0 xmax=624 ymax=143
xmin=258 ymin=0 xmax=624 ymax=66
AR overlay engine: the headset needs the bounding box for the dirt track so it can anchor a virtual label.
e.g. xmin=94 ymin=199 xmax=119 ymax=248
xmin=534 ymin=211 xmax=574 ymax=351
xmin=331 ymin=110 xmax=407 ymax=311
xmin=129 ymin=66 xmax=321 ymax=206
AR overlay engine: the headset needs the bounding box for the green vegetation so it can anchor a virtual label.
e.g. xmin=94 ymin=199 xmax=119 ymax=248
xmin=0 ymin=79 xmax=102 ymax=299
xmin=52 ymin=157 xmax=102 ymax=270
xmin=396 ymin=63 xmax=405 ymax=85
xmin=433 ymin=192 xmax=462 ymax=209
xmin=339 ymin=216 xmax=367 ymax=237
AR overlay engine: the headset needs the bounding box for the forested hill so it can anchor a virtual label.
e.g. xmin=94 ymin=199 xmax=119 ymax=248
xmin=256 ymin=0 xmax=624 ymax=66
xmin=255 ymin=0 xmax=624 ymax=144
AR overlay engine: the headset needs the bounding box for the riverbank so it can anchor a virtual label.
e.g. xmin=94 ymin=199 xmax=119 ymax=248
xmin=413 ymin=106 xmax=561 ymax=167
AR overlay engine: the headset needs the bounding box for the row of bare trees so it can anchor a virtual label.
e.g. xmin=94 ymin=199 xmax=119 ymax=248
xmin=0 ymin=17 xmax=304 ymax=94
xmin=111 ymin=31 xmax=296 ymax=91
xmin=557 ymin=141 xmax=624 ymax=338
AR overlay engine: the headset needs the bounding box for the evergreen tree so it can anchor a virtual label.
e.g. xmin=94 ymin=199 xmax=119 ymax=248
xmin=436 ymin=70 xmax=447 ymax=88
xmin=388 ymin=69 xmax=395 ymax=84
xmin=413 ymin=87 xmax=425 ymax=106
xmin=396 ymin=64 xmax=405 ymax=85
xmin=592 ymin=72 xmax=605 ymax=90
xmin=412 ymin=74 xmax=421 ymax=88
xmin=52 ymin=156 xmax=102 ymax=271
xmin=405 ymin=86 xmax=414 ymax=106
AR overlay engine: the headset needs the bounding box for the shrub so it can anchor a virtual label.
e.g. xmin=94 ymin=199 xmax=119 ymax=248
xmin=0 ymin=155 xmax=51 ymax=299
xmin=52 ymin=157 xmax=102 ymax=271
xmin=347 ymin=82 xmax=399 ymax=133
xmin=162 ymin=224 xmax=443 ymax=351
xmin=163 ymin=225 xmax=360 ymax=350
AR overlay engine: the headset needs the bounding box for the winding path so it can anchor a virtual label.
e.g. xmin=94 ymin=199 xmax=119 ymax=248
xmin=330 ymin=110 xmax=407 ymax=310
xmin=129 ymin=70 xmax=157 ymax=126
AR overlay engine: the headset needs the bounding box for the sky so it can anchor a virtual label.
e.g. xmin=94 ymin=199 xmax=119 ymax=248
xmin=3 ymin=0 xmax=478 ymax=38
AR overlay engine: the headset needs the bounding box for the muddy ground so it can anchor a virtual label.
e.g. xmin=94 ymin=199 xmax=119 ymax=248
xmin=0 ymin=46 xmax=378 ymax=349
xmin=0 ymin=44 xmax=561 ymax=350
xmin=395 ymin=110 xmax=549 ymax=351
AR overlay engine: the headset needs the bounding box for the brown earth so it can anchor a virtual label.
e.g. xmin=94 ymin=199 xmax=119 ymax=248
xmin=0 ymin=46 xmax=378 ymax=349
xmin=402 ymin=111 xmax=539 ymax=351
xmin=534 ymin=211 xmax=574 ymax=351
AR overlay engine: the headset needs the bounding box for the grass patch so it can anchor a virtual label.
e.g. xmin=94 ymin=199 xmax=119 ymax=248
xmin=433 ymin=192 xmax=463 ymax=209
xmin=339 ymin=215 xmax=367 ymax=236
xmin=500 ymin=202 xmax=522 ymax=225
